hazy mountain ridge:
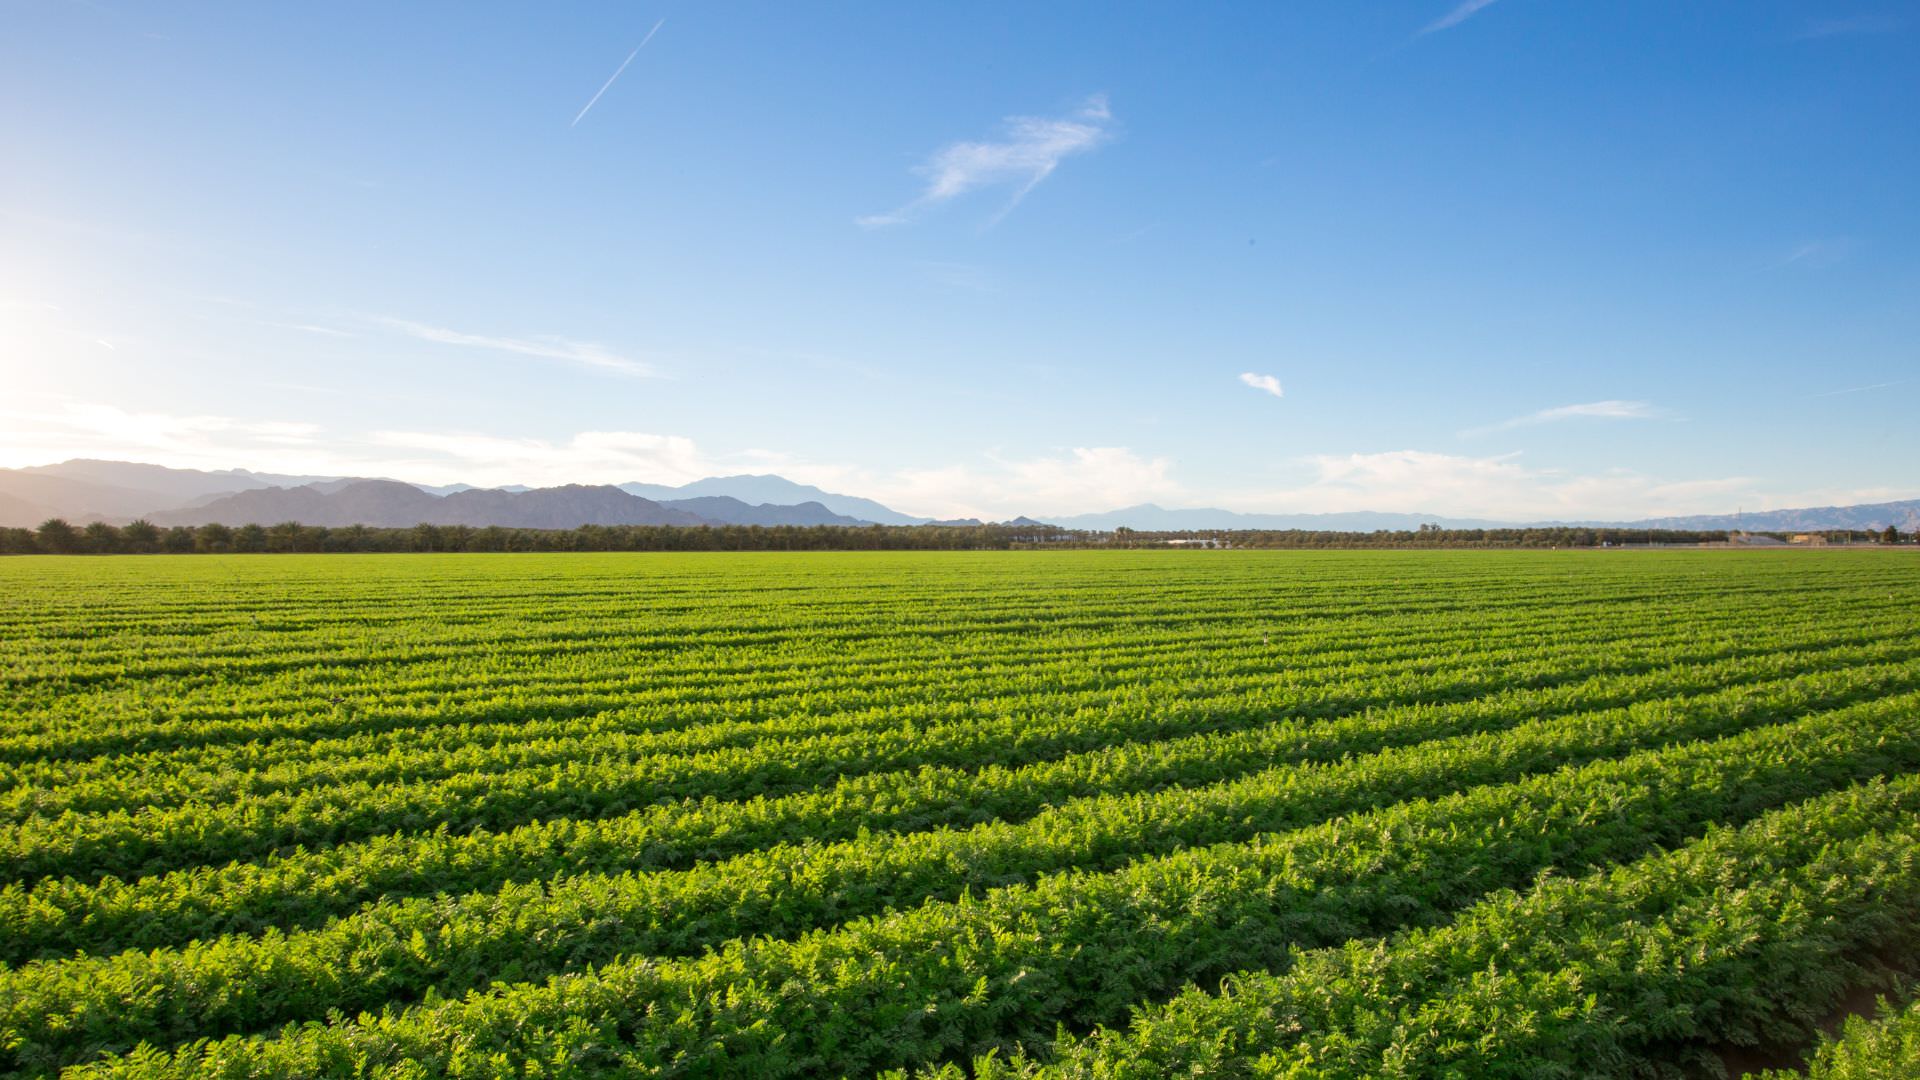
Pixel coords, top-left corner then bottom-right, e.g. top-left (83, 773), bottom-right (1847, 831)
top-left (620, 475), bottom-right (924, 525)
top-left (0, 472), bottom-right (162, 523)
top-left (0, 462), bottom-right (890, 529)
top-left (0, 460), bottom-right (397, 524)
top-left (655, 496), bottom-right (869, 527)
top-left (0, 491), bottom-right (51, 528)
top-left (19, 459), bottom-right (337, 498)
top-left (1038, 504), bottom-right (1509, 532)
top-left (1043, 501), bottom-right (1920, 533)
top-left (137, 479), bottom-right (875, 530)
top-left (2, 460), bottom-right (1914, 533)
top-left (1613, 499), bottom-right (1920, 533)
top-left (146, 481), bottom-right (707, 529)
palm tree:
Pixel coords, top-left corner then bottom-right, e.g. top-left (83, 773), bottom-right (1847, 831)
top-left (36, 518), bottom-right (78, 554)
top-left (122, 519), bottom-right (161, 553)
top-left (82, 521), bottom-right (121, 554)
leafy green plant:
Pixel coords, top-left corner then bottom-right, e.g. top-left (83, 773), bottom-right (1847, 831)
top-left (0, 550), bottom-right (1914, 1078)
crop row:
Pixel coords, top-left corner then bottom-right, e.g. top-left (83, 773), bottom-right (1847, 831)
top-left (35, 692), bottom-right (1920, 1076)
top-left (13, 555), bottom-right (1902, 755)
top-left (0, 601), bottom-right (1604, 766)
top-left (944, 778), bottom-right (1920, 1079)
top-left (7, 673), bottom-right (1918, 1068)
top-left (4, 574), bottom-right (1822, 766)
top-left (10, 605), bottom-right (1845, 882)
top-left (0, 646), bottom-right (1759, 958)
top-left (7, 574), bottom-right (1620, 690)
top-left (7, 607), bottom-right (1904, 843)
top-left (6, 646), bottom-right (1909, 961)
top-left (1750, 996), bottom-right (1920, 1080)
top-left (2, 597), bottom-right (1754, 815)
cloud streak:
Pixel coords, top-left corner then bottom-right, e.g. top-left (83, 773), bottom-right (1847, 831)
top-left (1419, 0), bottom-right (1500, 35)
top-left (1250, 449), bottom-right (1757, 522)
top-left (1770, 238), bottom-right (1852, 270)
top-left (370, 429), bottom-right (710, 486)
top-left (1799, 15), bottom-right (1903, 39)
top-left (571, 18), bottom-right (665, 128)
top-left (1239, 372), bottom-right (1284, 398)
top-left (859, 95), bottom-right (1113, 227)
top-left (0, 399), bottom-right (712, 487)
top-left (5, 398), bottom-right (1909, 524)
top-left (1461, 400), bottom-right (1668, 438)
top-left (850, 446), bottom-right (1178, 519)
top-left (1812, 378), bottom-right (1916, 398)
top-left (263, 321), bottom-right (357, 338)
top-left (379, 318), bottom-right (657, 377)
top-left (0, 400), bottom-right (329, 473)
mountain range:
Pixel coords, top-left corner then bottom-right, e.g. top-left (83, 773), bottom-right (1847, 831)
top-left (1037, 505), bottom-right (1510, 532)
top-left (1035, 501), bottom-right (1920, 534)
top-left (0, 462), bottom-right (886, 530)
top-left (1610, 500), bottom-right (1920, 534)
top-left (140, 481), bottom-right (878, 530)
top-left (0, 459), bottom-right (1915, 534)
top-left (616, 476), bottom-right (921, 525)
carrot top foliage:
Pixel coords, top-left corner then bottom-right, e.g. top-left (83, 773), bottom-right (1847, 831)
top-left (0, 549), bottom-right (1915, 1078)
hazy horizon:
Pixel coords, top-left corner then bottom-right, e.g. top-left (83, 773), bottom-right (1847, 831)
top-left (4, 2), bottom-right (1915, 520)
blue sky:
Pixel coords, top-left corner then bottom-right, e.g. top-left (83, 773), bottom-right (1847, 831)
top-left (2, 1), bottom-right (1915, 519)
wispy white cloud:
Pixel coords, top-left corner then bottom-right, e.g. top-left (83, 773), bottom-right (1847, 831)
top-left (3, 414), bottom-right (1175, 513)
top-left (263, 321), bottom-right (357, 338)
top-left (378, 318), bottom-right (657, 377)
top-left (1770, 238), bottom-right (1852, 270)
top-left (257, 381), bottom-right (352, 396)
top-left (1419, 0), bottom-right (1501, 36)
top-left (0, 400), bottom-right (329, 472)
top-left (1812, 378), bottom-right (1916, 398)
top-left (1799, 14), bottom-right (1903, 39)
top-left (1777, 242), bottom-right (1824, 268)
top-left (5, 398), bottom-right (1910, 523)
top-left (369, 429), bottom-right (710, 486)
top-left (1461, 399), bottom-right (1669, 438)
top-left (0, 399), bottom-right (708, 487)
top-left (1238, 372), bottom-right (1284, 399)
top-left (743, 445), bottom-right (1179, 520)
top-left (571, 18), bottom-right (666, 127)
top-left (859, 95), bottom-right (1114, 228)
top-left (991, 446), bottom-right (1178, 513)
top-left (847, 446), bottom-right (1179, 519)
top-left (793, 443), bottom-right (1909, 523)
top-left (455, 430), bottom-right (1133, 503)
top-left (1235, 450), bottom-right (1762, 522)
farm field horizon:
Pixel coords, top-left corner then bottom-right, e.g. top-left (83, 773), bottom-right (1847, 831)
top-left (3, 549), bottom-right (1920, 1077)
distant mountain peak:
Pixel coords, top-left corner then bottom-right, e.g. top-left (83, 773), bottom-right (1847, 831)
top-left (145, 480), bottom-right (705, 529)
top-left (5, 458), bottom-right (1914, 535)
top-left (619, 474), bottom-right (923, 525)
top-left (656, 495), bottom-right (870, 527)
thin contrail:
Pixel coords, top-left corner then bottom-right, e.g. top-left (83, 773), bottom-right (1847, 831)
top-left (1812, 378), bottom-right (1917, 398)
top-left (571, 18), bottom-right (665, 128)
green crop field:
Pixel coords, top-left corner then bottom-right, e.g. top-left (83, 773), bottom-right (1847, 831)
top-left (2, 549), bottom-right (1918, 1078)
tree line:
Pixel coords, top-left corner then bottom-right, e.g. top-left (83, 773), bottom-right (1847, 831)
top-left (2, 517), bottom-right (1901, 555)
